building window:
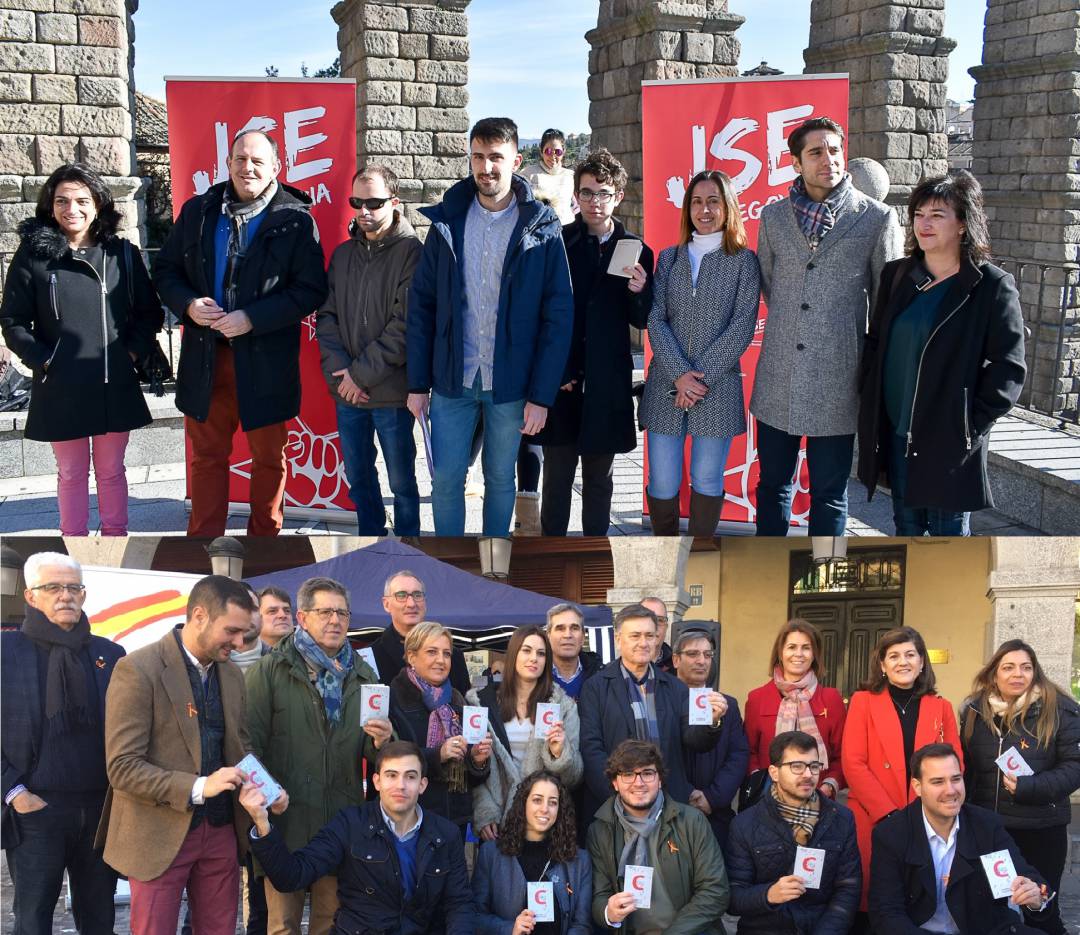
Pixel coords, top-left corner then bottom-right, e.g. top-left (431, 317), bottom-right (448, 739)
top-left (791, 549), bottom-right (905, 596)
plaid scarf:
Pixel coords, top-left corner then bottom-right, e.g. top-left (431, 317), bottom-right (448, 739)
top-left (406, 666), bottom-right (467, 793)
top-left (221, 179), bottom-right (278, 312)
top-left (789, 173), bottom-right (853, 248)
top-left (293, 625), bottom-right (353, 726)
top-left (773, 667), bottom-right (829, 772)
top-left (622, 663), bottom-right (660, 742)
top-left (771, 782), bottom-right (820, 845)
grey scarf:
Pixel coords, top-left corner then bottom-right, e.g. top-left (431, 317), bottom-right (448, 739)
top-left (221, 179), bottom-right (278, 312)
top-left (615, 791), bottom-right (664, 878)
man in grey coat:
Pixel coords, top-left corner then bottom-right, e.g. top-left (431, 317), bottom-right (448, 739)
top-left (750, 117), bottom-right (903, 535)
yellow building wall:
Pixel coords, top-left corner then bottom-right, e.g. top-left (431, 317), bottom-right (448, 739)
top-left (683, 538), bottom-right (992, 710)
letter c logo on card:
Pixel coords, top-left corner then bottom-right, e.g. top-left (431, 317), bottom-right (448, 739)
top-left (469, 713), bottom-right (483, 729)
top-left (367, 695), bottom-right (380, 711)
top-left (542, 709), bottom-right (556, 726)
top-left (1006, 755), bottom-right (1019, 771)
top-left (994, 860), bottom-right (1009, 878)
top-left (535, 889), bottom-right (547, 905)
top-left (802, 856), bottom-right (817, 872)
top-left (695, 693), bottom-right (708, 709)
top-left (631, 874), bottom-right (645, 892)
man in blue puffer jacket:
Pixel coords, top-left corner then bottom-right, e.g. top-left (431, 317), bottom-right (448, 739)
top-left (406, 116), bottom-right (573, 536)
top-left (725, 730), bottom-right (861, 934)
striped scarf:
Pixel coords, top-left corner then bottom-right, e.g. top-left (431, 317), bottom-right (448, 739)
top-left (773, 668), bottom-right (829, 772)
top-left (789, 173), bottom-right (852, 247)
top-left (771, 782), bottom-right (820, 845)
top-left (622, 663), bottom-right (660, 742)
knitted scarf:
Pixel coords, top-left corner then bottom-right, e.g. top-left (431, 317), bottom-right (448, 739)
top-left (773, 667), bottom-right (829, 772)
top-left (622, 663), bottom-right (660, 743)
top-left (771, 782), bottom-right (820, 845)
top-left (221, 179), bottom-right (278, 313)
top-left (21, 605), bottom-right (92, 732)
top-left (293, 626), bottom-right (353, 726)
top-left (789, 173), bottom-right (853, 246)
top-left (615, 791), bottom-right (665, 877)
top-left (406, 666), bottom-right (467, 792)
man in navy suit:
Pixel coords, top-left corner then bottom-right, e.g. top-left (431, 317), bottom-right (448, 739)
top-left (1, 551), bottom-right (125, 935)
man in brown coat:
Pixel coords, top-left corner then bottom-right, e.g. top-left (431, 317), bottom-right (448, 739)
top-left (97, 575), bottom-right (277, 935)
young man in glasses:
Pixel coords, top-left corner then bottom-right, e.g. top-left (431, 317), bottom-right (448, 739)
top-left (533, 148), bottom-right (654, 536)
top-left (316, 165), bottom-right (421, 536)
top-left (726, 730), bottom-right (861, 934)
top-left (673, 630), bottom-right (748, 847)
top-left (588, 739), bottom-right (730, 932)
top-left (244, 575), bottom-right (393, 934)
top-left (2, 552), bottom-right (125, 934)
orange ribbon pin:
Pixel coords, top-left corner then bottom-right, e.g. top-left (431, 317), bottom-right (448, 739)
top-left (187, 702), bottom-right (198, 718)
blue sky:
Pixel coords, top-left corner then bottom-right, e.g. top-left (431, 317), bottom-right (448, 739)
top-left (134, 0), bottom-right (987, 138)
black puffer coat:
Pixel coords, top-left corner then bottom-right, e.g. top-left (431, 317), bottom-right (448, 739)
top-left (959, 692), bottom-right (1080, 830)
top-left (0, 220), bottom-right (162, 442)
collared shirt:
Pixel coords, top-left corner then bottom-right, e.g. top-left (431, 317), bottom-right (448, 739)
top-left (462, 194), bottom-right (518, 391)
top-left (380, 802), bottom-right (423, 843)
top-left (922, 809), bottom-right (960, 934)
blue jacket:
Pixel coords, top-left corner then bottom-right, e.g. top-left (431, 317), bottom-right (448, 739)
top-left (684, 693), bottom-right (750, 847)
top-left (472, 839), bottom-right (593, 935)
top-left (726, 791), bottom-right (861, 935)
top-left (406, 174), bottom-right (573, 407)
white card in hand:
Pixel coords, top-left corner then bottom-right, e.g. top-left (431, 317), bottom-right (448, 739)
top-left (625, 864), bottom-right (653, 909)
top-left (981, 849), bottom-right (1017, 899)
top-left (527, 882), bottom-right (555, 922)
top-left (462, 705), bottom-right (489, 744)
top-left (795, 845), bottom-right (826, 889)
top-left (236, 753), bottom-right (281, 806)
top-left (360, 684), bottom-right (390, 724)
top-left (688, 687), bottom-right (713, 725)
top-left (995, 746), bottom-right (1035, 777)
top-left (535, 702), bottom-right (560, 739)
top-left (606, 238), bottom-right (643, 278)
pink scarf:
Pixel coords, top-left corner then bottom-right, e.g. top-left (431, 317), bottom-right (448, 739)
top-left (773, 667), bottom-right (829, 771)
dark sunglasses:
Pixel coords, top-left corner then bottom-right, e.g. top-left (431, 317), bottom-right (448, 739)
top-left (348, 196), bottom-right (391, 211)
top-left (543, 147), bottom-right (565, 157)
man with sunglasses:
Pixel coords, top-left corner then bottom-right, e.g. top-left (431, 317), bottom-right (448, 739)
top-left (2, 552), bottom-right (124, 934)
top-left (588, 739), bottom-right (730, 933)
top-left (316, 165), bottom-right (421, 537)
top-left (726, 730), bottom-right (860, 934)
top-left (245, 575), bottom-right (392, 933)
top-left (369, 569), bottom-right (471, 695)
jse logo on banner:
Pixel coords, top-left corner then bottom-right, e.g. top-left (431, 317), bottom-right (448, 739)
top-left (164, 77), bottom-right (358, 517)
top-left (642, 75), bottom-right (849, 525)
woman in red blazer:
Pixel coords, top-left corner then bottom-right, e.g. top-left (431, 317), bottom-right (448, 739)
top-left (744, 619), bottom-right (846, 797)
top-left (842, 625), bottom-right (962, 917)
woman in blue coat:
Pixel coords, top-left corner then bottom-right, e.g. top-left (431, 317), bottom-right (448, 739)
top-left (472, 770), bottom-right (592, 935)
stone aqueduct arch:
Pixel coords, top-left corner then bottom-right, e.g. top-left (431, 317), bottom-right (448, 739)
top-left (0, 0), bottom-right (1076, 409)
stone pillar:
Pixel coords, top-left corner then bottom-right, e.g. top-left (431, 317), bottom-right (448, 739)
top-left (607, 536), bottom-right (692, 620)
top-left (586, 0), bottom-right (745, 235)
top-left (332, 0), bottom-right (470, 236)
top-left (969, 3), bottom-right (1080, 415)
top-left (986, 538), bottom-right (1080, 691)
top-left (803, 0), bottom-right (955, 208)
top-left (0, 0), bottom-right (145, 255)
top-left (63, 536), bottom-right (163, 570)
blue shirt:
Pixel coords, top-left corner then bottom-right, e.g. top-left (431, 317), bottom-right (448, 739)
top-left (213, 204), bottom-right (268, 311)
top-left (382, 802), bottom-right (424, 900)
top-left (921, 809), bottom-right (960, 934)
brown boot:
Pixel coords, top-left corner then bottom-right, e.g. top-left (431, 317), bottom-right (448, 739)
top-left (687, 489), bottom-right (724, 538)
top-left (646, 492), bottom-right (681, 536)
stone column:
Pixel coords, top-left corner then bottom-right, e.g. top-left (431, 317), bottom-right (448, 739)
top-left (0, 0), bottom-right (145, 254)
top-left (332, 0), bottom-right (470, 236)
top-left (986, 538), bottom-right (1080, 691)
top-left (969, 3), bottom-right (1080, 415)
top-left (63, 536), bottom-right (163, 570)
top-left (803, 0), bottom-right (955, 208)
top-left (607, 536), bottom-right (692, 620)
top-left (586, 0), bottom-right (745, 235)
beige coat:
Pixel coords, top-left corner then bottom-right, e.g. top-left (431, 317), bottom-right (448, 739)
top-left (95, 629), bottom-right (250, 881)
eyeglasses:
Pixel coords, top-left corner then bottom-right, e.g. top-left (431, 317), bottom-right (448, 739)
top-left (617, 768), bottom-right (659, 784)
top-left (781, 761), bottom-right (824, 776)
top-left (305, 607), bottom-right (351, 621)
top-left (348, 196), bottom-right (391, 211)
top-left (391, 590), bottom-right (426, 603)
top-left (543, 147), bottom-right (565, 157)
top-left (30, 583), bottom-right (86, 596)
top-left (577, 189), bottom-right (617, 204)
top-left (679, 650), bottom-right (715, 660)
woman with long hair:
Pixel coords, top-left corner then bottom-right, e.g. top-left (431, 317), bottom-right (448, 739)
top-left (521, 128), bottom-right (577, 225)
top-left (467, 625), bottom-right (582, 842)
top-left (472, 770), bottom-right (592, 934)
top-left (842, 626), bottom-right (962, 921)
top-left (959, 640), bottom-right (1080, 935)
top-left (744, 619), bottom-right (846, 801)
top-left (640, 169), bottom-right (760, 536)
top-left (0, 163), bottom-right (163, 535)
top-left (857, 169), bottom-right (1026, 534)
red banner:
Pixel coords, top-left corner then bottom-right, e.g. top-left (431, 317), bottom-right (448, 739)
top-left (642, 76), bottom-right (849, 526)
top-left (164, 77), bottom-right (358, 516)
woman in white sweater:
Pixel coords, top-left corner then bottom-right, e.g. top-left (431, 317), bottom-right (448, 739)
top-left (467, 625), bottom-right (583, 840)
top-left (521, 128), bottom-right (577, 225)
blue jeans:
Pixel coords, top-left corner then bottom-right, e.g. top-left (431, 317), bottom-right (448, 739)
top-left (754, 420), bottom-right (854, 536)
top-left (647, 431), bottom-right (733, 499)
top-left (887, 434), bottom-right (970, 535)
top-left (430, 377), bottom-right (525, 535)
top-left (335, 404), bottom-right (420, 536)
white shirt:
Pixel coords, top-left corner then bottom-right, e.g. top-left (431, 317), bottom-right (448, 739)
top-left (505, 717), bottom-right (533, 767)
top-left (687, 231), bottom-right (724, 287)
top-left (921, 809), bottom-right (961, 934)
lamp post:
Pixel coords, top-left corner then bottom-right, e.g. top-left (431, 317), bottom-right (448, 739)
top-left (206, 537), bottom-right (246, 581)
top-left (810, 536), bottom-right (848, 565)
top-left (478, 538), bottom-right (512, 580)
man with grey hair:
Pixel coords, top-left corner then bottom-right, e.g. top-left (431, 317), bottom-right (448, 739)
top-left (369, 569), bottom-right (470, 694)
top-left (1, 552), bottom-right (125, 933)
top-left (545, 602), bottom-right (600, 701)
top-left (246, 575), bottom-right (392, 934)
top-left (641, 595), bottom-right (675, 674)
